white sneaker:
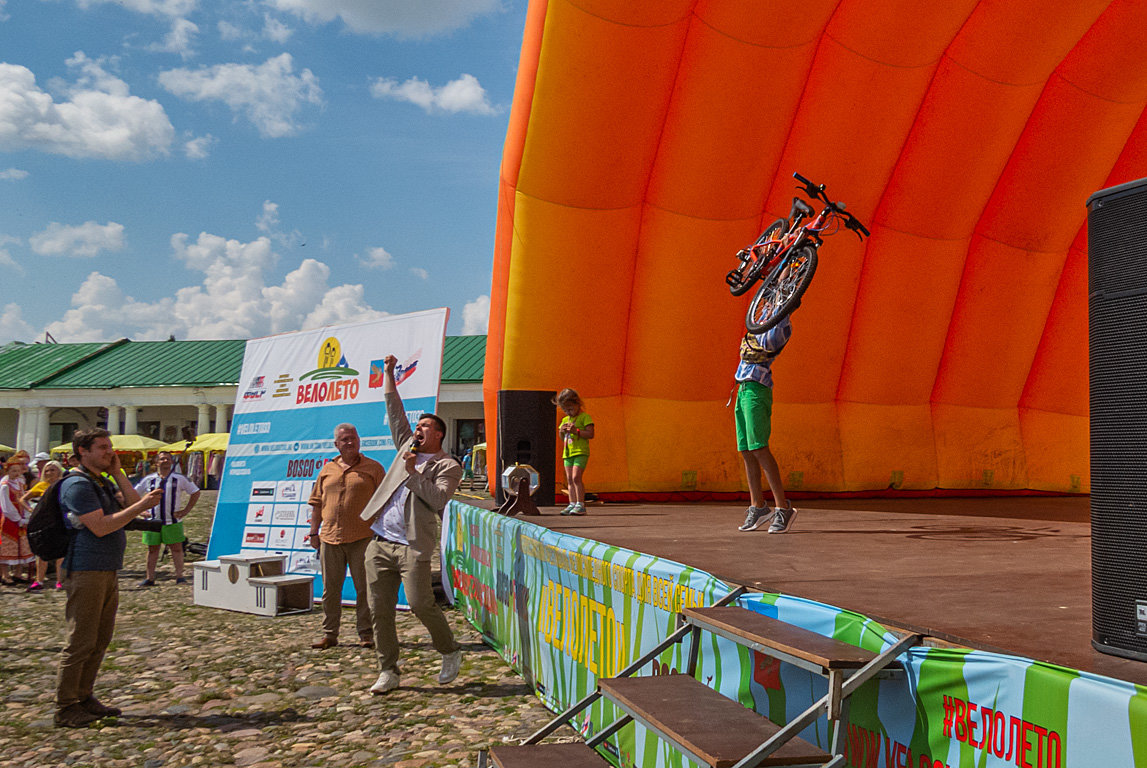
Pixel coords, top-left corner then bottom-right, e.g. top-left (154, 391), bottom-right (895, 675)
top-left (369, 670), bottom-right (399, 695)
top-left (438, 649), bottom-right (463, 684)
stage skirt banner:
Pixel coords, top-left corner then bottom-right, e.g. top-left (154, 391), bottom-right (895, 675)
top-left (443, 502), bottom-right (1147, 768)
top-left (206, 309), bottom-right (449, 607)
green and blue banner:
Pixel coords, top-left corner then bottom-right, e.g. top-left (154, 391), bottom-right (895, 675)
top-left (443, 501), bottom-right (1147, 768)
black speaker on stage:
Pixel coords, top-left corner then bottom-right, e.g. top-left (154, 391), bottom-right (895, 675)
top-left (1089, 176), bottom-right (1147, 660)
top-left (495, 390), bottom-right (557, 506)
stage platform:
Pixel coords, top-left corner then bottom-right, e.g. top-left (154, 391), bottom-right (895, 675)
top-left (503, 495), bottom-right (1147, 686)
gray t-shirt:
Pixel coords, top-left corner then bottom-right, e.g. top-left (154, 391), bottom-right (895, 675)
top-left (60, 473), bottom-right (125, 572)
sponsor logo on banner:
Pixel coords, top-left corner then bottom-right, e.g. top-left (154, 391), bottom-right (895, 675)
top-left (243, 375), bottom-right (267, 401)
top-left (371, 350), bottom-right (421, 388)
top-left (270, 527), bottom-right (293, 549)
top-left (272, 505), bottom-right (297, 525)
top-left (272, 373), bottom-right (293, 398)
top-left (290, 551), bottom-right (319, 573)
top-left (243, 528), bottom-right (269, 547)
top-left (297, 336), bottom-right (361, 404)
top-left (292, 528), bottom-right (313, 549)
top-left (295, 505), bottom-right (313, 527)
top-left (276, 480), bottom-right (301, 503)
top-left (246, 504), bottom-right (270, 524)
top-left (249, 481), bottom-right (276, 500)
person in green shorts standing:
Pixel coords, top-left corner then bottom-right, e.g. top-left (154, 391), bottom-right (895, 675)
top-left (133, 451), bottom-right (200, 586)
top-left (735, 316), bottom-right (796, 534)
top-left (556, 388), bottom-right (594, 516)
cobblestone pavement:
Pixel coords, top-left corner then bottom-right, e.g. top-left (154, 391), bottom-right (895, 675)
top-left (0, 492), bottom-right (567, 767)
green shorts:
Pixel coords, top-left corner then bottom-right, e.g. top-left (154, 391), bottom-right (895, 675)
top-left (564, 454), bottom-right (589, 469)
top-left (734, 381), bottom-right (773, 451)
top-left (142, 521), bottom-right (185, 547)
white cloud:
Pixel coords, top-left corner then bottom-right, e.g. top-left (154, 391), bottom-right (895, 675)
top-left (410, 267), bottom-right (428, 280)
top-left (461, 294), bottom-right (489, 335)
top-left (217, 20), bottom-right (243, 40)
top-left (73, 0), bottom-right (197, 17)
top-left (370, 73), bottom-right (496, 115)
top-left (183, 133), bottom-right (215, 158)
top-left (358, 246), bottom-right (394, 270)
top-left (263, 14), bottom-right (293, 43)
top-left (0, 168), bottom-right (28, 180)
top-left (0, 303), bottom-right (34, 345)
top-left (45, 230), bottom-right (388, 342)
top-left (29, 221), bottom-right (126, 257)
top-left (268, 0), bottom-right (500, 37)
top-left (159, 53), bottom-right (323, 138)
top-left (149, 17), bottom-right (199, 58)
top-left (0, 55), bottom-right (175, 161)
top-left (256, 200), bottom-right (279, 233)
top-left (0, 234), bottom-right (22, 273)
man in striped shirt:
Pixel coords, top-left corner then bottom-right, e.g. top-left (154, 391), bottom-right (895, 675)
top-left (133, 451), bottom-right (200, 586)
top-left (734, 316), bottom-right (797, 534)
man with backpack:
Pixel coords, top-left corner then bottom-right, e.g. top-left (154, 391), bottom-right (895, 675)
top-left (54, 428), bottom-right (161, 728)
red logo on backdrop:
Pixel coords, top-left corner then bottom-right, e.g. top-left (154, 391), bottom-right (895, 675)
top-left (753, 652), bottom-right (782, 690)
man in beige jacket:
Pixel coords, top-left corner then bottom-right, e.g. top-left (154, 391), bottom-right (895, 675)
top-left (359, 354), bottom-right (464, 694)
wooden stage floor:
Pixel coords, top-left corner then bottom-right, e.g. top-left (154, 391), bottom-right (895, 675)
top-left (512, 495), bottom-right (1147, 686)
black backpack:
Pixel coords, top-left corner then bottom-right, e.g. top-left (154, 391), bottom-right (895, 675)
top-left (27, 478), bottom-right (72, 561)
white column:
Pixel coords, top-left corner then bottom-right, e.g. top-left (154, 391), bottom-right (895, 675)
top-left (106, 406), bottom-right (121, 435)
top-left (36, 407), bottom-right (50, 454)
top-left (196, 404), bottom-right (211, 437)
top-left (213, 404), bottom-right (231, 434)
top-left (15, 407), bottom-right (30, 451)
top-left (123, 406), bottom-right (138, 436)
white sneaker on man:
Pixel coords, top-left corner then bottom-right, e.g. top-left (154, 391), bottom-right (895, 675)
top-left (439, 650), bottom-right (463, 684)
top-left (369, 670), bottom-right (400, 695)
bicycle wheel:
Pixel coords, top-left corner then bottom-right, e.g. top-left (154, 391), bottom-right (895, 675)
top-left (728, 218), bottom-right (787, 297)
top-left (745, 245), bottom-right (817, 334)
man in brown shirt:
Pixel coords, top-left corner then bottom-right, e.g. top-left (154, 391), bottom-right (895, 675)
top-left (307, 423), bottom-right (385, 650)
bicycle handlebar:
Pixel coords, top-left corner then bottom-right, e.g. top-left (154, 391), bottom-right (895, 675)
top-left (792, 172), bottom-right (870, 240)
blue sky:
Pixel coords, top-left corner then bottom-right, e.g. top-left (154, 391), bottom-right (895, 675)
top-left (0, 0), bottom-right (527, 343)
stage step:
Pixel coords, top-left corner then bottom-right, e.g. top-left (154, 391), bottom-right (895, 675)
top-left (193, 554), bottom-right (314, 617)
top-left (682, 607), bottom-right (888, 672)
top-left (488, 742), bottom-right (605, 768)
top-left (598, 674), bottom-right (829, 767)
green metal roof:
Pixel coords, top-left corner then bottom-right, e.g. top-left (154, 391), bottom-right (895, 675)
top-left (0, 335), bottom-right (487, 389)
top-left (441, 335), bottom-right (486, 383)
top-left (37, 339), bottom-right (249, 389)
top-left (0, 341), bottom-right (121, 389)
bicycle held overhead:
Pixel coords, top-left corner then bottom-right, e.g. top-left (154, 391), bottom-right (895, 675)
top-left (727, 172), bottom-right (870, 334)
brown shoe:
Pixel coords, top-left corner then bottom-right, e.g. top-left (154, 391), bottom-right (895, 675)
top-left (80, 696), bottom-right (122, 717)
top-left (55, 703), bottom-right (100, 728)
top-left (310, 637), bottom-right (338, 650)
top-left (359, 635), bottom-right (375, 649)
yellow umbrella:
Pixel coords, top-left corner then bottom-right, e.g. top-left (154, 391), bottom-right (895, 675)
top-left (186, 432), bottom-right (229, 453)
top-left (109, 434), bottom-right (168, 452)
top-left (158, 439), bottom-right (194, 453)
top-left (0, 443), bottom-right (14, 453)
top-left (50, 443), bottom-right (72, 456)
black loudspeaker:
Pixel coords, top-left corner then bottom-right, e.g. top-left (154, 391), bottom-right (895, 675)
top-left (495, 390), bottom-right (557, 506)
top-left (1089, 176), bottom-right (1147, 660)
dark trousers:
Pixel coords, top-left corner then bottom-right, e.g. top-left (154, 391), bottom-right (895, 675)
top-left (56, 570), bottom-right (118, 708)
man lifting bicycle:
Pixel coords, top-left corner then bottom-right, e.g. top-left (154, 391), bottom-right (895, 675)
top-left (734, 315), bottom-right (797, 534)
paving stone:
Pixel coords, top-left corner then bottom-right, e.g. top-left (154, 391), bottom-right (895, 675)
top-left (0, 492), bottom-right (570, 767)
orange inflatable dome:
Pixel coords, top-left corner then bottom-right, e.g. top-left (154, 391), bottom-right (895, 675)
top-left (485, 0), bottom-right (1147, 496)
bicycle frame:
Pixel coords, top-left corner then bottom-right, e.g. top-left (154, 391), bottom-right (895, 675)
top-left (726, 173), bottom-right (869, 298)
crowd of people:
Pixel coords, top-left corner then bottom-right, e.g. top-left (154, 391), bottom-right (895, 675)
top-left (1, 450), bottom-right (73, 589)
top-left (0, 349), bottom-right (472, 728)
